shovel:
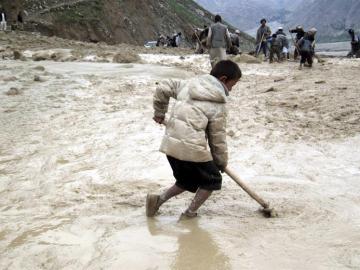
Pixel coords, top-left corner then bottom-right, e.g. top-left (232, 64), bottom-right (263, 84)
top-left (225, 167), bottom-right (278, 218)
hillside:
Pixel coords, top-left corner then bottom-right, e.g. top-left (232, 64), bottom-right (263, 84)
top-left (19, 0), bottom-right (254, 50)
top-left (288, 0), bottom-right (360, 42)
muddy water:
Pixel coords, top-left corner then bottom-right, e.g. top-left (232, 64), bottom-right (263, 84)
top-left (1, 58), bottom-right (360, 269)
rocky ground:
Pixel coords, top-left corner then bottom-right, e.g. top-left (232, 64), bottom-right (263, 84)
top-left (1, 31), bottom-right (360, 269)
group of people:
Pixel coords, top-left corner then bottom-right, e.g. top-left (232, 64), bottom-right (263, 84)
top-left (192, 17), bottom-right (242, 58)
top-left (156, 32), bottom-right (182, 48)
top-left (191, 15), bottom-right (322, 70)
top-left (256, 18), bottom-right (318, 69)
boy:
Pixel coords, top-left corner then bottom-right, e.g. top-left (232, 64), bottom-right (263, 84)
top-left (146, 60), bottom-right (242, 218)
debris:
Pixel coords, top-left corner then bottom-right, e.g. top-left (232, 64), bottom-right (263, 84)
top-left (264, 87), bottom-right (276, 93)
top-left (34, 66), bottom-right (45, 71)
top-left (274, 77), bottom-right (285, 82)
top-left (34, 75), bottom-right (45, 82)
top-left (113, 52), bottom-right (140, 63)
top-left (232, 54), bottom-right (262, 64)
top-left (5, 87), bottom-right (21, 96)
top-left (3, 76), bottom-right (17, 82)
top-left (227, 130), bottom-right (235, 137)
top-left (13, 51), bottom-right (22, 60)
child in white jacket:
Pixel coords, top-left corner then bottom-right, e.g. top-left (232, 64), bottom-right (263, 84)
top-left (147, 60), bottom-right (242, 218)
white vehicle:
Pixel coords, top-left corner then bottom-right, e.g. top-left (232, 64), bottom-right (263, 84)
top-left (144, 41), bottom-right (157, 48)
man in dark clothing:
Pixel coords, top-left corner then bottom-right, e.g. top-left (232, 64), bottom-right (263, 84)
top-left (276, 27), bottom-right (289, 60)
top-left (207, 14), bottom-right (231, 67)
top-left (347, 29), bottom-right (360, 58)
top-left (290, 25), bottom-right (305, 60)
top-left (297, 28), bottom-right (317, 70)
top-left (256, 19), bottom-right (271, 58)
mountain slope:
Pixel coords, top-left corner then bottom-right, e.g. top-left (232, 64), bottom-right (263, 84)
top-left (20, 0), bottom-right (254, 49)
top-left (288, 0), bottom-right (360, 42)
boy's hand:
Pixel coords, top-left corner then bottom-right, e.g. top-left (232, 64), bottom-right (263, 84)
top-left (153, 116), bottom-right (165, 124)
top-left (216, 165), bottom-right (226, 173)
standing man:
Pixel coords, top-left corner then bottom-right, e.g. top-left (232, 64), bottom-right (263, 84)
top-left (297, 28), bottom-right (317, 70)
top-left (207, 14), bottom-right (231, 67)
top-left (289, 25), bottom-right (305, 60)
top-left (269, 34), bottom-right (282, 63)
top-left (256, 18), bottom-right (271, 58)
top-left (276, 27), bottom-right (289, 60)
top-left (0, 9), bottom-right (6, 31)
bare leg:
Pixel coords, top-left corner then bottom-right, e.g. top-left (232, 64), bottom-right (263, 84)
top-left (146, 184), bottom-right (185, 217)
top-left (184, 189), bottom-right (212, 216)
top-left (159, 184), bottom-right (185, 205)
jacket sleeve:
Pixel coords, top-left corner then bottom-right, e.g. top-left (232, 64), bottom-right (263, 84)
top-left (207, 110), bottom-right (228, 169)
top-left (153, 80), bottom-right (181, 118)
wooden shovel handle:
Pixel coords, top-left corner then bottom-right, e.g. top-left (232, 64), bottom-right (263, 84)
top-left (225, 167), bottom-right (269, 209)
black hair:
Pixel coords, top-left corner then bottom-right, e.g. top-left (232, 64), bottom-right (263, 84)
top-left (214, 15), bottom-right (222, 23)
top-left (210, 60), bottom-right (242, 81)
top-left (260, 18), bottom-right (267, 24)
top-left (272, 34), bottom-right (277, 38)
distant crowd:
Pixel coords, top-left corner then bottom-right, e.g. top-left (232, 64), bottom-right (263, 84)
top-left (150, 15), bottom-right (360, 70)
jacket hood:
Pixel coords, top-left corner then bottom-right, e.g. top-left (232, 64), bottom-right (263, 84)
top-left (188, 74), bottom-right (227, 103)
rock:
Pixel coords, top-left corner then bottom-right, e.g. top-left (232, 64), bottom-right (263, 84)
top-left (3, 76), bottom-right (17, 82)
top-left (113, 52), bottom-right (140, 63)
top-left (34, 75), bottom-right (45, 82)
top-left (227, 130), bottom-right (235, 137)
top-left (32, 51), bottom-right (49, 61)
top-left (34, 65), bottom-right (45, 71)
top-left (274, 77), bottom-right (285, 82)
top-left (232, 54), bottom-right (262, 64)
top-left (5, 87), bottom-right (21, 96)
top-left (13, 50), bottom-right (22, 60)
top-left (264, 87), bottom-right (276, 93)
top-left (180, 56), bottom-right (185, 60)
top-left (315, 80), bottom-right (326, 84)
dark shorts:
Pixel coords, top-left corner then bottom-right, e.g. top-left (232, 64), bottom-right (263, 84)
top-left (167, 155), bottom-right (222, 193)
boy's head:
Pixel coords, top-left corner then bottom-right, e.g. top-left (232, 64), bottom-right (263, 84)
top-left (214, 15), bottom-right (222, 23)
top-left (260, 19), bottom-right (267, 25)
top-left (210, 60), bottom-right (242, 91)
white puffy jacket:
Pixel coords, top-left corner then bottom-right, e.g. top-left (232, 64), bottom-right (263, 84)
top-left (153, 74), bottom-right (228, 168)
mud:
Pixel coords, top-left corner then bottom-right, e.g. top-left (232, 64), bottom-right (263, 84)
top-left (1, 31), bottom-right (360, 269)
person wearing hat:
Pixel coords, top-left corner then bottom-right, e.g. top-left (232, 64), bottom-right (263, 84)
top-left (256, 18), bottom-right (272, 58)
top-left (290, 25), bottom-right (305, 60)
top-left (276, 27), bottom-right (290, 60)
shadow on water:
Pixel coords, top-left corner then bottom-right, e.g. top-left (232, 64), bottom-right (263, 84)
top-left (147, 217), bottom-right (231, 270)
